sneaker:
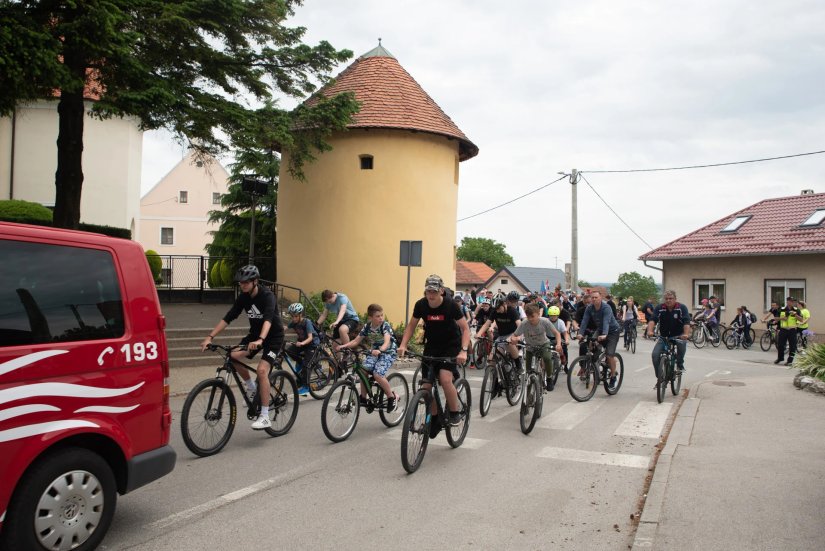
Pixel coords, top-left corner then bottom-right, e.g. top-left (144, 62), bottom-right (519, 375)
top-left (545, 378), bottom-right (554, 391)
top-left (609, 375), bottom-right (617, 389)
top-left (448, 411), bottom-right (462, 426)
top-left (359, 396), bottom-right (368, 407)
top-left (245, 386), bottom-right (258, 403)
top-left (786, 358), bottom-right (794, 365)
top-left (386, 393), bottom-right (397, 413)
top-left (429, 416), bottom-right (442, 439)
top-left (774, 359), bottom-right (782, 364)
top-left (676, 365), bottom-right (685, 373)
top-left (251, 415), bottom-right (271, 430)
top-left (563, 365), bottom-right (569, 374)
top-left (297, 385), bottom-right (309, 397)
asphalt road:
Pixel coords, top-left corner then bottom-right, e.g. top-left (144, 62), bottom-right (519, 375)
top-left (99, 337), bottom-right (789, 551)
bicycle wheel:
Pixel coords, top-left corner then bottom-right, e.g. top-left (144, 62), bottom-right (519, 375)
top-left (550, 353), bottom-right (561, 387)
top-left (670, 364), bottom-right (682, 395)
top-left (656, 357), bottom-right (668, 403)
top-left (265, 370), bottom-right (299, 437)
top-left (748, 328), bottom-right (756, 346)
top-left (519, 374), bottom-right (541, 435)
top-left (692, 327), bottom-right (706, 348)
top-left (479, 360), bottom-right (496, 417)
top-left (505, 362), bottom-right (524, 406)
top-left (411, 364), bottom-right (422, 391)
top-left (379, 372), bottom-right (409, 427)
top-left (724, 331), bottom-right (737, 350)
top-left (446, 378), bottom-right (471, 448)
top-left (630, 329), bottom-right (637, 354)
top-left (181, 379), bottom-right (236, 457)
top-left (760, 331), bottom-right (772, 351)
top-left (603, 353), bottom-right (624, 395)
top-left (401, 389), bottom-right (431, 474)
top-left (308, 354), bottom-right (337, 400)
top-left (710, 327), bottom-right (721, 348)
top-left (321, 380), bottom-right (360, 443)
top-left (567, 357), bottom-right (598, 402)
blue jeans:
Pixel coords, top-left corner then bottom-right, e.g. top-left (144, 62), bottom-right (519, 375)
top-left (652, 338), bottom-right (686, 378)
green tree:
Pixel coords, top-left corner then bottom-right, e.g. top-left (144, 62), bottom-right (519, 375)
top-left (456, 237), bottom-right (514, 270)
top-left (577, 280), bottom-right (593, 288)
top-left (610, 271), bottom-right (659, 302)
top-left (0, 1), bottom-right (359, 229)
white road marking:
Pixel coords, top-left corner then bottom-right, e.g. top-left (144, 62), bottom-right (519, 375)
top-left (634, 367), bottom-right (648, 373)
top-left (613, 401), bottom-right (673, 439)
top-left (383, 429), bottom-right (489, 449)
top-left (483, 405), bottom-right (519, 423)
top-left (705, 370), bottom-right (718, 378)
top-left (535, 398), bottom-right (606, 430)
top-left (537, 446), bottom-right (649, 468)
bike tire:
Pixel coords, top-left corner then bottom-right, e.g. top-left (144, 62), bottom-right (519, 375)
top-left (603, 353), bottom-right (624, 395)
top-left (724, 331), bottom-right (737, 350)
top-left (505, 361), bottom-right (524, 406)
top-left (567, 356), bottom-right (598, 402)
top-left (446, 378), bottom-right (471, 448)
top-left (519, 374), bottom-right (542, 435)
top-left (550, 353), bottom-right (561, 387)
top-left (656, 357), bottom-right (668, 403)
top-left (630, 334), bottom-right (636, 354)
top-left (479, 361), bottom-right (496, 417)
top-left (749, 328), bottom-right (756, 346)
top-left (308, 354), bottom-right (337, 400)
top-left (379, 372), bottom-right (410, 427)
top-left (401, 389), bottom-right (431, 474)
top-left (321, 379), bottom-right (360, 443)
top-left (181, 379), bottom-right (236, 457)
top-left (412, 364), bottom-right (422, 391)
top-left (264, 369), bottom-right (299, 437)
top-left (760, 331), bottom-right (772, 352)
top-left (692, 327), bottom-right (706, 349)
top-left (671, 366), bottom-right (682, 395)
top-left (710, 327), bottom-right (721, 348)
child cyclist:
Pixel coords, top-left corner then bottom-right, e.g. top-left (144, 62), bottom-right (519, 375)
top-left (336, 304), bottom-right (398, 412)
top-left (285, 303), bottom-right (319, 395)
top-left (546, 305), bottom-right (570, 374)
top-left (399, 275), bottom-right (471, 437)
top-left (509, 303), bottom-right (563, 390)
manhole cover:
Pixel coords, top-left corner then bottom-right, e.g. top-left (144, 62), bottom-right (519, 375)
top-left (712, 381), bottom-right (746, 387)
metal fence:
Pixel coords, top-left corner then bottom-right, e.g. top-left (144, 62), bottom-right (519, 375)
top-left (153, 256), bottom-right (276, 290)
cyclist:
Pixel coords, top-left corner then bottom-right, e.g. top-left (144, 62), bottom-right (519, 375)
top-left (398, 275), bottom-right (470, 436)
top-left (547, 305), bottom-right (569, 371)
top-left (642, 297), bottom-right (656, 338)
top-left (578, 290), bottom-right (621, 388)
top-left (648, 290), bottom-right (691, 379)
top-left (318, 290), bottom-right (359, 346)
top-left (285, 303), bottom-right (319, 396)
top-left (731, 306), bottom-right (752, 347)
top-left (775, 296), bottom-right (802, 365)
top-left (761, 301), bottom-right (780, 336)
top-left (200, 265), bottom-right (283, 430)
top-left (620, 297), bottom-right (639, 347)
top-left (510, 303), bottom-right (563, 390)
top-left (507, 290), bottom-right (527, 320)
top-left (477, 296), bottom-right (522, 372)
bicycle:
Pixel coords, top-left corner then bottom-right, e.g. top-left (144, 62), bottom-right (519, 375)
top-left (478, 336), bottom-right (525, 417)
top-left (723, 324), bottom-right (752, 349)
top-left (400, 353), bottom-right (471, 474)
top-left (796, 330), bottom-right (810, 350)
top-left (567, 333), bottom-right (624, 402)
top-left (623, 322), bottom-right (638, 354)
top-left (655, 336), bottom-right (684, 403)
top-left (181, 344), bottom-right (299, 457)
top-left (412, 353), bottom-right (466, 390)
top-left (471, 334), bottom-right (493, 370)
top-left (760, 321), bottom-right (777, 351)
top-left (277, 339), bottom-right (338, 400)
top-left (690, 321), bottom-right (721, 349)
top-left (520, 344), bottom-right (552, 435)
top-left (320, 349), bottom-right (409, 442)
top-left (721, 323), bottom-right (755, 349)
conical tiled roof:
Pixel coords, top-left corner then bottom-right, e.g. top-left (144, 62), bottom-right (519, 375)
top-left (307, 45), bottom-right (478, 161)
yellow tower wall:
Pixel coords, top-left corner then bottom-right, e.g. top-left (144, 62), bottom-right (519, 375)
top-left (277, 128), bottom-right (461, 325)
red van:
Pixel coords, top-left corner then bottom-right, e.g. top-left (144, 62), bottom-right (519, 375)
top-left (0, 222), bottom-right (175, 550)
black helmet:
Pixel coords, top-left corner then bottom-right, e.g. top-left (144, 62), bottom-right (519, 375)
top-left (507, 290), bottom-right (520, 302)
top-left (491, 297), bottom-right (505, 310)
top-left (234, 265), bottom-right (260, 283)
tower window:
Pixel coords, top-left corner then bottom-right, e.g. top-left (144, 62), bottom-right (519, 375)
top-left (360, 155), bottom-right (374, 170)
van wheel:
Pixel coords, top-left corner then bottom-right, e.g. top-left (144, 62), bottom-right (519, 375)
top-left (1, 448), bottom-right (116, 551)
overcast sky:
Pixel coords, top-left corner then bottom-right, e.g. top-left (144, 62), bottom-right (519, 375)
top-left (141, 0), bottom-right (825, 283)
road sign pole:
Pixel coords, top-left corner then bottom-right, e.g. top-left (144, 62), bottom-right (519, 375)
top-left (405, 263), bottom-right (411, 322)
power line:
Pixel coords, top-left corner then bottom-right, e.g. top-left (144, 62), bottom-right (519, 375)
top-left (457, 175), bottom-right (567, 222)
top-left (582, 149), bottom-right (825, 174)
top-left (579, 173), bottom-right (654, 249)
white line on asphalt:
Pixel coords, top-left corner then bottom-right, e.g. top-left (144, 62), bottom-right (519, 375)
top-left (705, 370), bottom-right (718, 378)
top-left (537, 446), bottom-right (649, 468)
top-left (535, 398), bottom-right (606, 430)
top-left (383, 429), bottom-right (489, 449)
top-left (634, 367), bottom-right (648, 373)
top-left (483, 405), bottom-right (519, 423)
top-left (613, 401), bottom-right (673, 439)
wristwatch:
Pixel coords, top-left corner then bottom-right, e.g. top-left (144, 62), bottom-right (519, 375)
top-left (461, 346), bottom-right (469, 352)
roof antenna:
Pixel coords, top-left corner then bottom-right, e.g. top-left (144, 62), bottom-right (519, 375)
top-left (378, 37), bottom-right (382, 45)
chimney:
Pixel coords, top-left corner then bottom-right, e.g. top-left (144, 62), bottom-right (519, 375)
top-left (801, 189), bottom-right (814, 195)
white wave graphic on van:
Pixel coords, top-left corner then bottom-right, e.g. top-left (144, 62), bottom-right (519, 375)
top-left (0, 351), bottom-right (143, 443)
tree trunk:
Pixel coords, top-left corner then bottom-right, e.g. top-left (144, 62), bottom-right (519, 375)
top-left (53, 88), bottom-right (85, 229)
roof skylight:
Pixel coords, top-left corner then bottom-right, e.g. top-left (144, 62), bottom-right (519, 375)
top-left (800, 209), bottom-right (825, 227)
top-left (720, 215), bottom-right (751, 233)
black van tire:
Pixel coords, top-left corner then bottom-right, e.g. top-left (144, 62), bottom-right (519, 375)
top-left (0, 447), bottom-right (117, 551)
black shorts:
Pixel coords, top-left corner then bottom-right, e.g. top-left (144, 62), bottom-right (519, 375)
top-left (334, 318), bottom-right (359, 335)
top-left (240, 334), bottom-right (283, 367)
top-left (602, 330), bottom-right (620, 357)
top-left (420, 356), bottom-right (460, 383)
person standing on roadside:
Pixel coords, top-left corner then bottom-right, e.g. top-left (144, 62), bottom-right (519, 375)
top-left (798, 300), bottom-right (811, 344)
top-left (775, 296), bottom-right (803, 365)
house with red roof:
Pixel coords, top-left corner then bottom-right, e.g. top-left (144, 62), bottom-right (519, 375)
top-left (456, 260), bottom-right (495, 293)
top-left (640, 190), bottom-right (825, 335)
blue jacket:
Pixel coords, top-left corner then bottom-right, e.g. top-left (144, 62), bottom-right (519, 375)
top-left (581, 303), bottom-right (620, 336)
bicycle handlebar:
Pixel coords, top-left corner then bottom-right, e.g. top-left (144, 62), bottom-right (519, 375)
top-left (404, 351), bottom-right (460, 364)
top-left (206, 343), bottom-right (247, 353)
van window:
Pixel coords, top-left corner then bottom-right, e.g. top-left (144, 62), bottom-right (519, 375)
top-left (0, 240), bottom-right (125, 347)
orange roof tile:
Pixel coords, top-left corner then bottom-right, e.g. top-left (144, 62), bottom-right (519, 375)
top-left (456, 260), bottom-right (495, 285)
top-left (306, 45), bottom-right (478, 161)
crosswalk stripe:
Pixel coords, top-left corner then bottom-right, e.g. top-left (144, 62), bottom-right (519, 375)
top-left (537, 446), bottom-right (649, 468)
top-left (482, 405), bottom-right (519, 423)
top-left (383, 429), bottom-right (489, 449)
top-left (613, 401), bottom-right (672, 439)
top-left (535, 398), bottom-right (606, 430)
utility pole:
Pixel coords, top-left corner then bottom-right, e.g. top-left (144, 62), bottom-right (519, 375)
top-left (570, 169), bottom-right (578, 291)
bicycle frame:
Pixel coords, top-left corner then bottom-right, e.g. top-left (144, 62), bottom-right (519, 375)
top-left (209, 345), bottom-right (267, 416)
top-left (339, 349), bottom-right (393, 412)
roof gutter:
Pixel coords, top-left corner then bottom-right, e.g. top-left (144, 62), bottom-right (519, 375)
top-left (643, 259), bottom-right (663, 272)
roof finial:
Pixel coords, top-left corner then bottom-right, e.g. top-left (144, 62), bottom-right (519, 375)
top-left (378, 37), bottom-right (382, 45)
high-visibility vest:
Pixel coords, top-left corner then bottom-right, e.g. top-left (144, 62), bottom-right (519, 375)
top-left (799, 308), bottom-right (810, 329)
top-left (779, 308), bottom-right (799, 329)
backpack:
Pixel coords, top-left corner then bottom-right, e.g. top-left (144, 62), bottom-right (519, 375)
top-left (749, 312), bottom-right (757, 323)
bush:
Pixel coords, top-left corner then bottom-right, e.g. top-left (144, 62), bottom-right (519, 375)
top-left (78, 222), bottom-right (131, 239)
top-left (0, 200), bottom-right (53, 222)
top-left (219, 260), bottom-right (234, 287)
top-left (145, 250), bottom-right (163, 283)
top-left (793, 343), bottom-right (825, 382)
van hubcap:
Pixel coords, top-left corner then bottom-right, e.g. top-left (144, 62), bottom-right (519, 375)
top-left (35, 470), bottom-right (104, 551)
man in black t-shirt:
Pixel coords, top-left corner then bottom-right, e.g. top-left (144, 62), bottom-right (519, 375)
top-left (201, 265), bottom-right (284, 430)
top-left (642, 298), bottom-right (655, 338)
top-left (399, 274), bottom-right (471, 434)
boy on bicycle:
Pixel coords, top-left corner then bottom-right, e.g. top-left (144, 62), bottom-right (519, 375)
top-left (509, 303), bottom-right (563, 390)
top-left (286, 303), bottom-right (320, 395)
top-left (200, 265), bottom-right (283, 430)
top-left (336, 303), bottom-right (399, 412)
top-left (477, 296), bottom-right (522, 371)
top-left (398, 275), bottom-right (470, 437)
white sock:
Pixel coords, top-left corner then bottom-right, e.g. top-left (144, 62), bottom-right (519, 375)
top-left (260, 406), bottom-right (269, 416)
top-left (246, 380), bottom-right (256, 392)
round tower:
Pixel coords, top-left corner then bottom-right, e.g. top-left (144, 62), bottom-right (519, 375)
top-left (276, 44), bottom-right (478, 324)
